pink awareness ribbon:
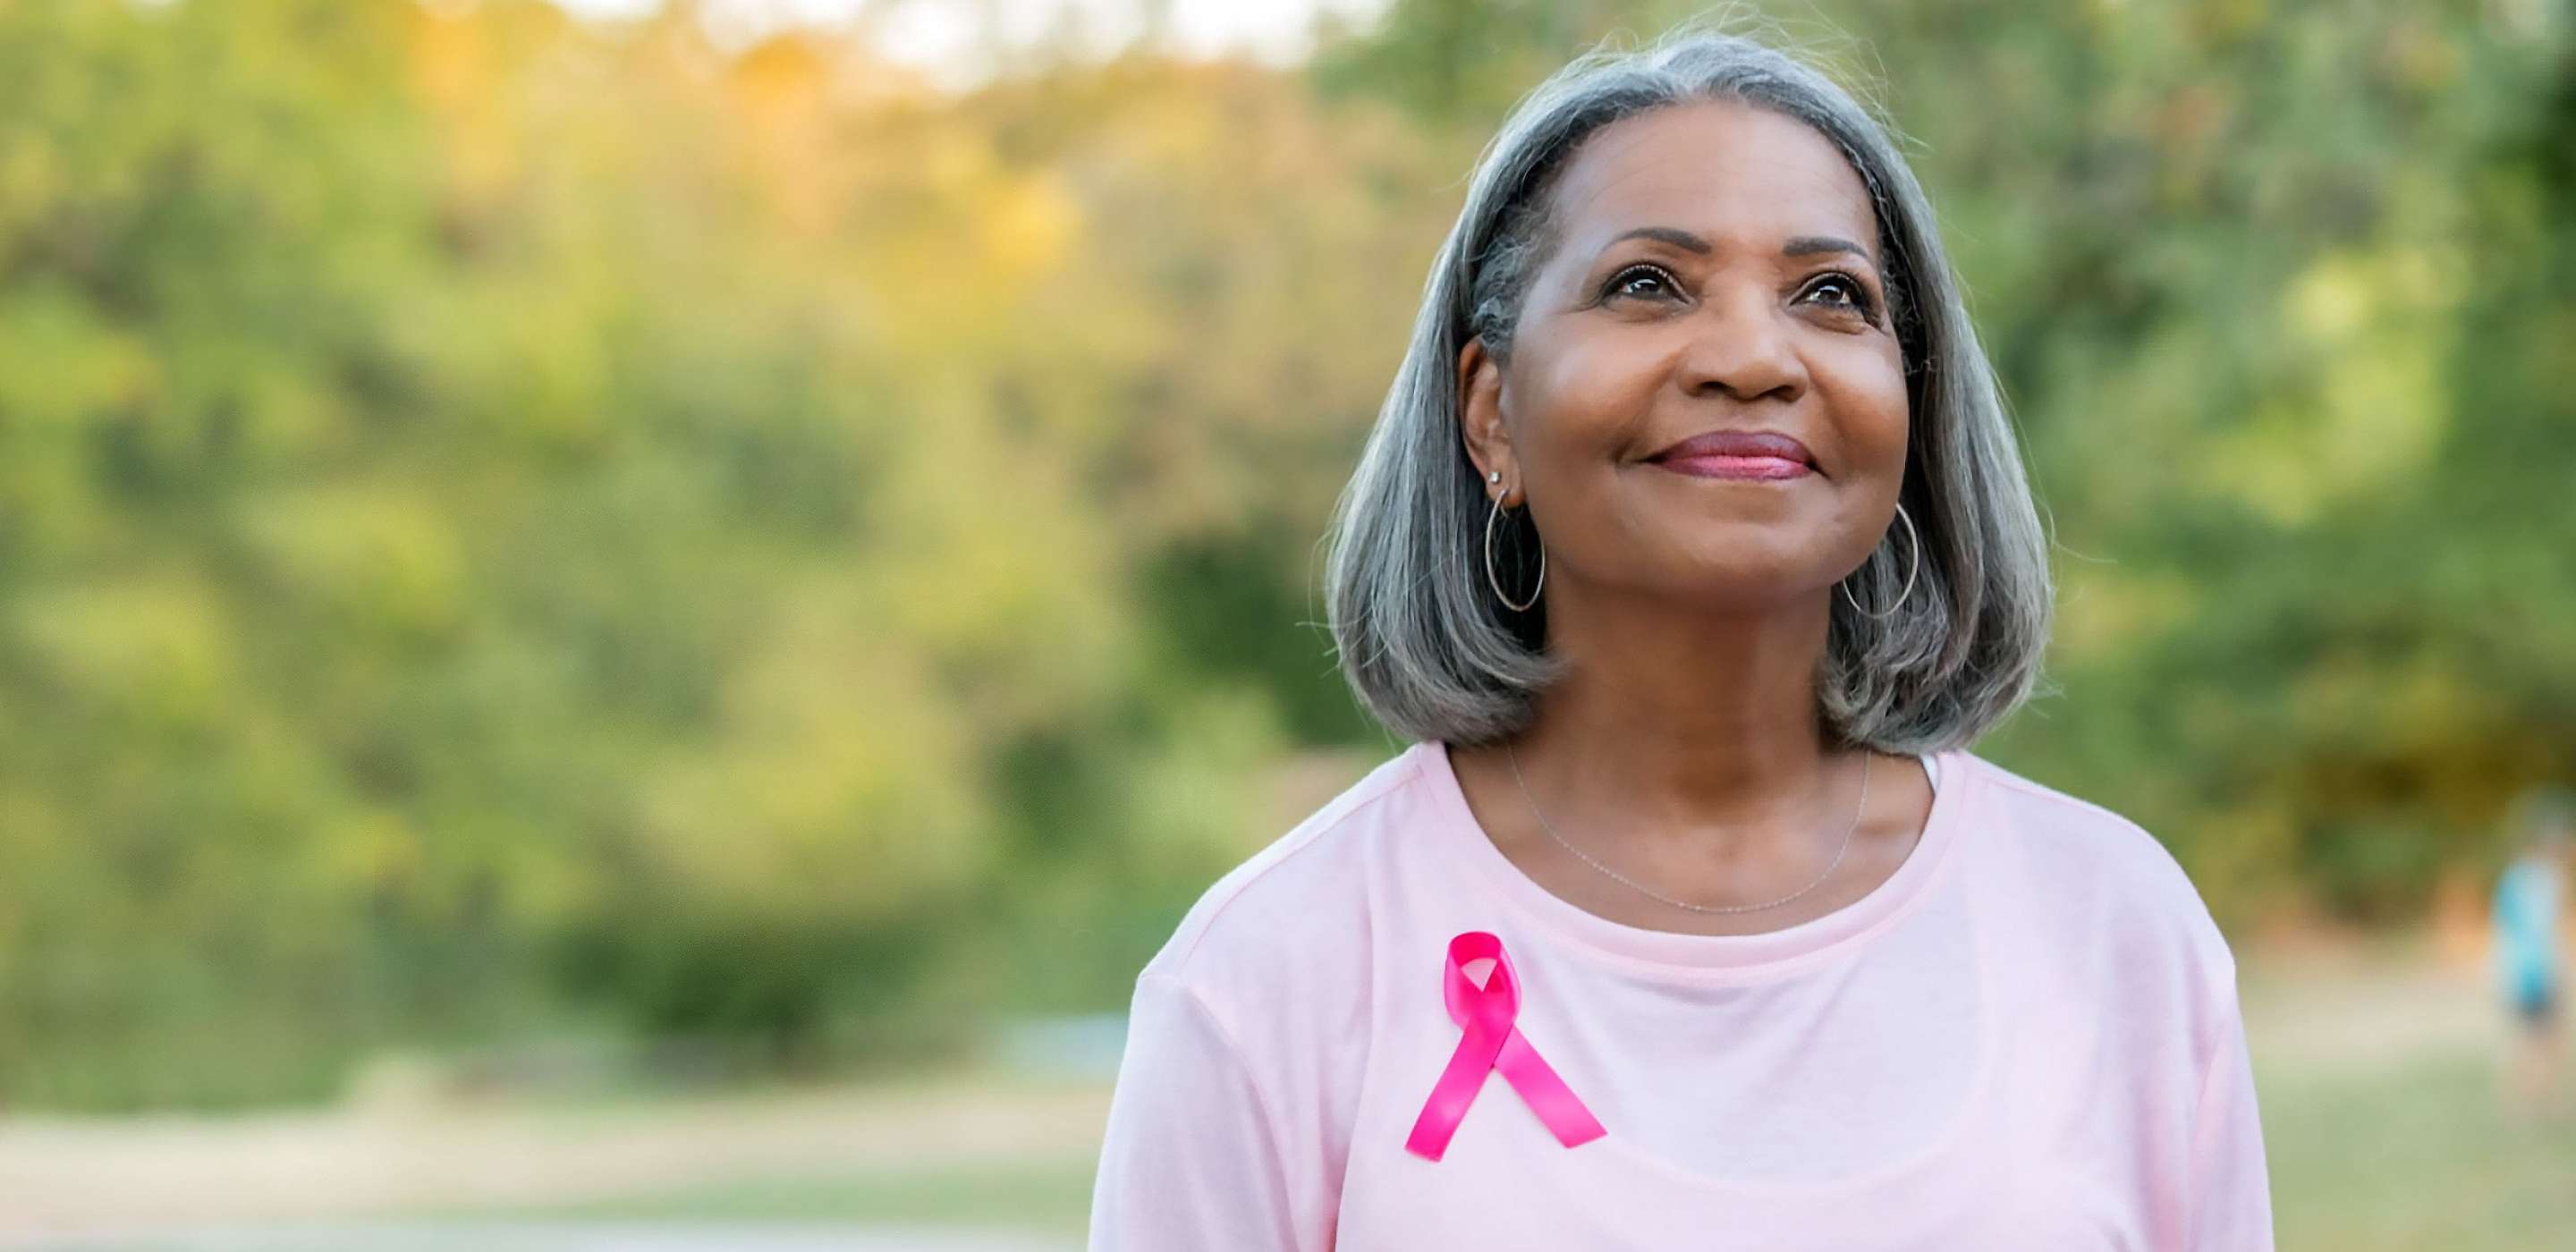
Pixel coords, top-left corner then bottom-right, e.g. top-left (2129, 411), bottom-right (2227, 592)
top-left (1404, 930), bottom-right (1608, 1162)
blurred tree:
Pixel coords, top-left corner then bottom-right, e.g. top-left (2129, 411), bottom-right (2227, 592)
top-left (0, 0), bottom-right (2566, 1108)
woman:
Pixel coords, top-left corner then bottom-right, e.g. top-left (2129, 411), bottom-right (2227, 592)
top-left (1090, 20), bottom-right (2273, 1250)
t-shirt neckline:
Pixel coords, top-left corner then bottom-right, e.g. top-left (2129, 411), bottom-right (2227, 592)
top-left (1412, 738), bottom-right (1979, 977)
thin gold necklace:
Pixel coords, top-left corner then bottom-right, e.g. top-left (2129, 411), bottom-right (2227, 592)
top-left (1504, 744), bottom-right (1870, 915)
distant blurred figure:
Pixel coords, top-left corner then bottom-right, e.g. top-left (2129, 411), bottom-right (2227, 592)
top-left (2494, 785), bottom-right (2572, 1121)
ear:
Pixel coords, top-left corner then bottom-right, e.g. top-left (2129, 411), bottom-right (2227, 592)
top-left (1456, 335), bottom-right (1518, 505)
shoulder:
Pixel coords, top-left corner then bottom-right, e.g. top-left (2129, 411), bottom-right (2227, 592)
top-left (1959, 752), bottom-right (2238, 982)
top-left (1137, 741), bottom-right (1427, 997)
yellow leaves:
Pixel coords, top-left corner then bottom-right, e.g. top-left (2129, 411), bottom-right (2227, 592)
top-left (405, 1), bottom-right (486, 114)
top-left (858, 135), bottom-right (1085, 325)
top-left (979, 170), bottom-right (1080, 282)
top-left (849, 132), bottom-right (1089, 362)
top-left (404, 0), bottom-right (521, 213)
top-left (13, 574), bottom-right (241, 736)
top-left (729, 36), bottom-right (828, 126)
top-left (727, 36), bottom-right (835, 231)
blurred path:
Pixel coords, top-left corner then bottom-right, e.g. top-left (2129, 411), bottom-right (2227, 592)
top-left (2237, 935), bottom-right (2502, 1079)
top-left (2, 1223), bottom-right (1073, 1251)
top-left (0, 1077), bottom-right (1107, 1235)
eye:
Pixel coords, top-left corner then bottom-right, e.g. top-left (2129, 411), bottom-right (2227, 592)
top-left (1801, 273), bottom-right (1879, 318)
top-left (1602, 263), bottom-right (1682, 302)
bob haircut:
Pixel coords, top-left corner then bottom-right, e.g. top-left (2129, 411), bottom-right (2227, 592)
top-left (1323, 16), bottom-right (2058, 753)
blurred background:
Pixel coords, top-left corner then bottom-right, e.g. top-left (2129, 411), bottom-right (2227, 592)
top-left (0, 0), bottom-right (2569, 1248)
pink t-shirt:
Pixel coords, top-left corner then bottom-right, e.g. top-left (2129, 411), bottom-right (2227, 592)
top-left (1089, 740), bottom-right (2274, 1250)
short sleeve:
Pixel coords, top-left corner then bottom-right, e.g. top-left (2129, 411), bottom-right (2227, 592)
top-left (2186, 962), bottom-right (2275, 1250)
top-left (1088, 973), bottom-right (1314, 1251)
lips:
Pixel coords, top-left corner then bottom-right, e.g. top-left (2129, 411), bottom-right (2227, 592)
top-left (1647, 429), bottom-right (1818, 468)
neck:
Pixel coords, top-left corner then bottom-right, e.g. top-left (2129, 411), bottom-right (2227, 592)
top-left (1503, 579), bottom-right (1854, 867)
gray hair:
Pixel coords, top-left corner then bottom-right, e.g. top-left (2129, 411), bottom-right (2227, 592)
top-left (1322, 14), bottom-right (2058, 752)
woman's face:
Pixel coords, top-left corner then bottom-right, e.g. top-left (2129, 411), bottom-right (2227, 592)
top-left (1460, 100), bottom-right (1911, 612)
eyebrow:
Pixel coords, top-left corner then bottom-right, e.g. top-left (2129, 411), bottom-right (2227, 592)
top-left (1602, 226), bottom-right (1873, 264)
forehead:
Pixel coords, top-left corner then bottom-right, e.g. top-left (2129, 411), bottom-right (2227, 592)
top-left (1543, 100), bottom-right (1879, 263)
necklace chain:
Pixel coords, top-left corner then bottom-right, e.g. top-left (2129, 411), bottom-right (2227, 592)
top-left (1504, 744), bottom-right (1871, 915)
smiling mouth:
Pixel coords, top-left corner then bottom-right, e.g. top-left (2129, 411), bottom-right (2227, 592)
top-left (1642, 427), bottom-right (1821, 478)
top-left (1648, 453), bottom-right (1815, 481)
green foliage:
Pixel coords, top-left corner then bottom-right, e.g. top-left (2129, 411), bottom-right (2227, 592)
top-left (0, 0), bottom-right (2567, 1109)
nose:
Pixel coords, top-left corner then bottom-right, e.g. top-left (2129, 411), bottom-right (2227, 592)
top-left (1674, 284), bottom-right (1808, 404)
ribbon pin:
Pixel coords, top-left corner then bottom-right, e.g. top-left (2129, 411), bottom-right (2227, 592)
top-left (1404, 930), bottom-right (1607, 1162)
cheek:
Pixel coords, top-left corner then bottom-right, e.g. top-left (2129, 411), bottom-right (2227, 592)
top-left (1818, 340), bottom-right (1911, 461)
top-left (1514, 328), bottom-right (1664, 444)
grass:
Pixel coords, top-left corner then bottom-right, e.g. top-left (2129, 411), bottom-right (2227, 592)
top-left (2261, 1047), bottom-right (2576, 1250)
top-left (484, 1155), bottom-right (1100, 1234)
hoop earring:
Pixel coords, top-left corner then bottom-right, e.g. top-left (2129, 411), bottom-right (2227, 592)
top-left (1484, 470), bottom-right (1544, 613)
top-left (1838, 501), bottom-right (1919, 621)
